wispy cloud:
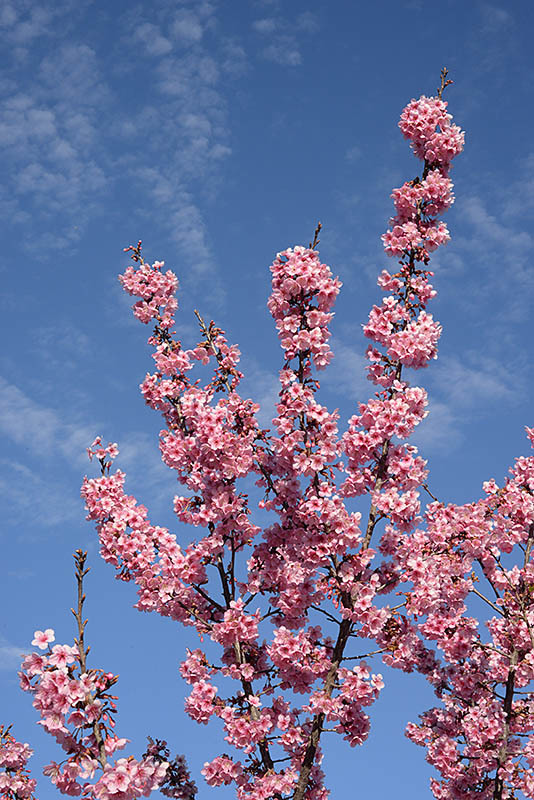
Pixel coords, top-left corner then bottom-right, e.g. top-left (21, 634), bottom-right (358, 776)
top-left (0, 459), bottom-right (81, 528)
top-left (253, 17), bottom-right (278, 34)
top-left (411, 399), bottom-right (462, 453)
top-left (411, 352), bottom-right (521, 454)
top-left (0, 0), bottom-right (79, 51)
top-left (503, 152), bottom-right (534, 218)
top-left (345, 145), bottom-right (362, 163)
top-left (467, 3), bottom-right (517, 77)
top-left (0, 376), bottom-right (95, 465)
top-left (239, 358), bottom-right (280, 429)
top-left (251, 11), bottom-right (319, 66)
top-left (0, 376), bottom-right (96, 527)
top-left (1, 31), bottom-right (109, 248)
top-left (0, 378), bottom-right (95, 530)
top-left (479, 3), bottom-right (513, 34)
top-left (0, 1), bottom-right (244, 302)
top-left (295, 12), bottom-right (320, 34)
top-left (431, 354), bottom-right (518, 410)
top-left (0, 635), bottom-right (23, 672)
top-left (456, 193), bottom-right (534, 320)
top-left (0, 375), bottom-right (177, 528)
top-left (113, 3), bottom-right (246, 297)
top-left (132, 22), bottom-right (173, 56)
top-left (28, 323), bottom-right (92, 374)
top-left (323, 338), bottom-right (369, 404)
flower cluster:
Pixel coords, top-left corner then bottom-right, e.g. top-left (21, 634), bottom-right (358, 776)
top-left (399, 95), bottom-right (464, 168)
top-left (399, 428), bottom-right (534, 799)
top-left (81, 232), bottom-right (385, 798)
top-left (383, 92), bottom-right (463, 261)
top-left (87, 438), bottom-right (119, 475)
top-left (14, 551), bottom-right (171, 800)
top-left (267, 246), bottom-right (341, 370)
top-left (0, 726), bottom-right (37, 799)
top-left (119, 258), bottom-right (178, 328)
top-left (92, 758), bottom-right (167, 800)
top-left (142, 738), bottom-right (197, 799)
top-left (341, 77), bottom-right (464, 603)
top-left (19, 628), bottom-right (167, 799)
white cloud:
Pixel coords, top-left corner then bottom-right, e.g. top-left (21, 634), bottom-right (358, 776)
top-left (131, 171), bottom-right (218, 281)
top-left (1, 40), bottom-right (110, 241)
top-left (0, 3), bottom-right (17, 27)
top-left (0, 460), bottom-right (81, 528)
top-left (479, 3), bottom-right (513, 33)
top-left (262, 37), bottom-right (302, 67)
top-left (454, 192), bottom-right (534, 323)
top-left (29, 323), bottom-right (92, 374)
top-left (462, 195), bottom-right (528, 248)
top-left (0, 377), bottom-right (63, 453)
top-left (133, 22), bottom-right (173, 56)
top-left (0, 376), bottom-right (179, 527)
top-left (239, 358), bottom-right (280, 429)
top-left (39, 43), bottom-right (109, 108)
top-left (0, 0), bottom-right (238, 291)
top-left (431, 354), bottom-right (517, 410)
top-left (253, 17), bottom-right (278, 34)
top-left (323, 338), bottom-right (369, 402)
top-left (345, 145), bottom-right (362, 162)
top-left (109, 6), bottom-right (240, 297)
top-left (296, 12), bottom-right (319, 33)
top-left (502, 152), bottom-right (534, 218)
top-left (172, 12), bottom-right (204, 42)
top-left (0, 635), bottom-right (23, 672)
top-left (0, 376), bottom-right (96, 464)
top-left (0, 2), bottom-right (54, 47)
top-left (410, 352), bottom-right (521, 455)
top-left (219, 39), bottom-right (248, 76)
top-left (168, 198), bottom-right (215, 273)
top-left (252, 10), bottom-right (319, 67)
top-left (411, 399), bottom-right (462, 453)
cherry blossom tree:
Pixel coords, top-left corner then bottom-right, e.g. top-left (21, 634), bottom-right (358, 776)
top-left (3, 68), bottom-right (534, 800)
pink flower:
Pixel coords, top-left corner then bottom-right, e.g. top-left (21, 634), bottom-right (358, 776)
top-left (48, 644), bottom-right (77, 668)
top-left (31, 628), bottom-right (55, 650)
top-left (202, 755), bottom-right (243, 787)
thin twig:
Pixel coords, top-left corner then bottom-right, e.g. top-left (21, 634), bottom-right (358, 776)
top-left (342, 648), bottom-right (387, 661)
top-left (71, 550), bottom-right (107, 768)
top-left (470, 586), bottom-right (505, 617)
top-left (309, 221), bottom-right (322, 250)
top-left (422, 483), bottom-right (439, 503)
top-left (437, 66), bottom-right (453, 100)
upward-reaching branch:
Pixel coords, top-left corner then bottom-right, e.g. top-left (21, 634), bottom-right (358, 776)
top-left (71, 549), bottom-right (107, 769)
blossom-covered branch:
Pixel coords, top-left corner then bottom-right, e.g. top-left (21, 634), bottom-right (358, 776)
top-left (401, 429), bottom-right (534, 799)
top-left (18, 550), bottom-right (169, 799)
top-left (81, 69), bottom-right (467, 800)
top-left (0, 724), bottom-right (37, 799)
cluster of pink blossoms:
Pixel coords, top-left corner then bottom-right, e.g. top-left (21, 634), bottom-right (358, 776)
top-left (398, 430), bottom-right (534, 799)
top-left (119, 255), bottom-right (178, 328)
top-left (382, 94), bottom-right (463, 261)
top-left (76, 77), bottom-right (472, 800)
top-left (0, 726), bottom-right (37, 799)
top-left (399, 94), bottom-right (464, 167)
top-left (81, 236), bottom-right (384, 800)
top-left (19, 626), bottom-right (167, 799)
top-left (267, 246), bottom-right (341, 370)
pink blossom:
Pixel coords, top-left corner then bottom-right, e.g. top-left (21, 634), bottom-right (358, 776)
top-left (31, 628), bottom-right (55, 649)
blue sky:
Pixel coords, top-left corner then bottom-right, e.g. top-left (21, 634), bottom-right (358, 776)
top-left (1, 0), bottom-right (534, 797)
